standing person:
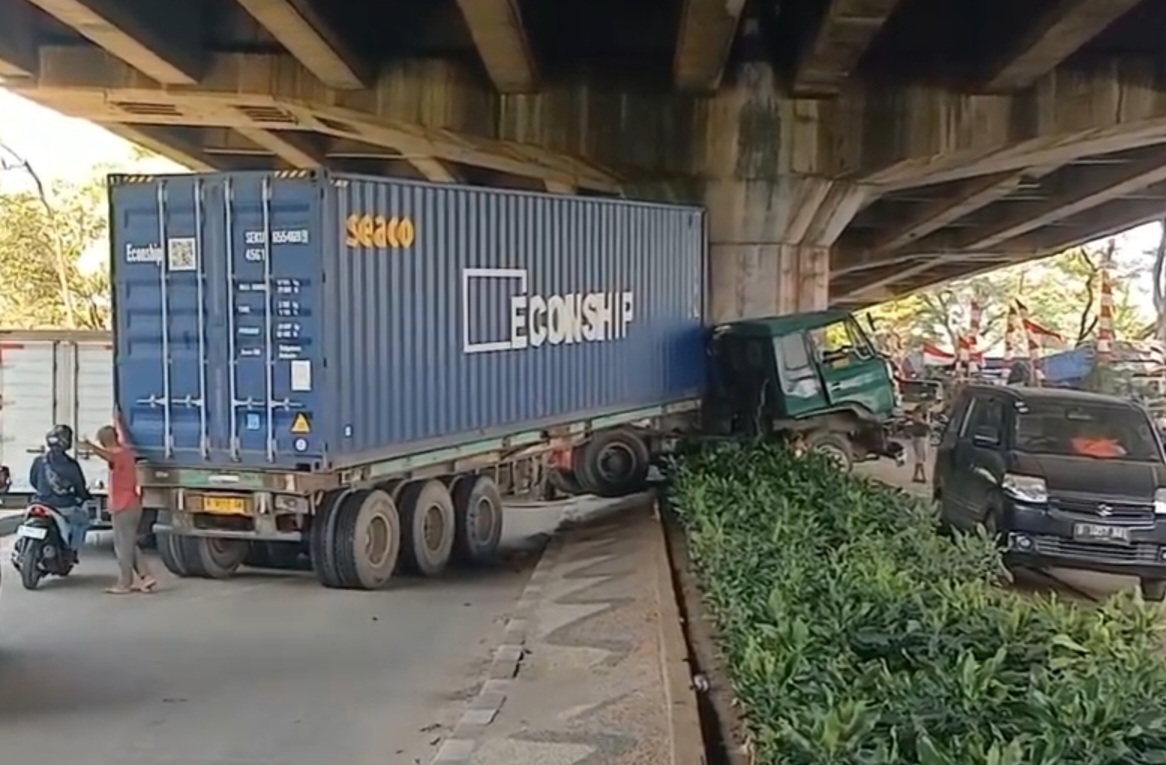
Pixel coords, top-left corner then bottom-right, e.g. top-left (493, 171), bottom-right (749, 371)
top-left (82, 414), bottom-right (156, 594)
top-left (907, 408), bottom-right (930, 484)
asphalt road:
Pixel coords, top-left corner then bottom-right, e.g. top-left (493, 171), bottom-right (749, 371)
top-left (0, 500), bottom-right (607, 765)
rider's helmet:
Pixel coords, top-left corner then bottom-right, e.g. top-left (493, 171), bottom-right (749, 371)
top-left (45, 424), bottom-right (74, 452)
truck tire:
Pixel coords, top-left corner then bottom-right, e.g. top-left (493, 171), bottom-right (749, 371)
top-left (451, 474), bottom-right (504, 565)
top-left (398, 480), bottom-right (456, 577)
top-left (157, 532), bottom-right (206, 578)
top-left (310, 490), bottom-right (350, 588)
top-left (194, 538), bottom-right (249, 579)
top-left (329, 489), bottom-right (400, 590)
top-left (575, 429), bottom-right (651, 498)
top-left (806, 431), bottom-right (853, 472)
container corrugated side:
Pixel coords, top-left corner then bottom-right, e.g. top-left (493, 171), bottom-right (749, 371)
top-left (323, 176), bottom-right (706, 464)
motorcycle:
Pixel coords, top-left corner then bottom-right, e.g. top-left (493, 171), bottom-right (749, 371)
top-left (11, 502), bottom-right (76, 589)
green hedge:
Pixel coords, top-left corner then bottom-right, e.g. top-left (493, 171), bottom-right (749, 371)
top-left (668, 442), bottom-right (1166, 765)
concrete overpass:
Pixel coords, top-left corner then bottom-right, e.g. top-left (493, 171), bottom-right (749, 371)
top-left (1, 0), bottom-right (1164, 321)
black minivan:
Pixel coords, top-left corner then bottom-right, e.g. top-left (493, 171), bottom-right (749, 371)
top-left (934, 384), bottom-right (1166, 600)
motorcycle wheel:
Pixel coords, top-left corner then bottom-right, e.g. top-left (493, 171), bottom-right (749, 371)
top-left (19, 541), bottom-right (44, 590)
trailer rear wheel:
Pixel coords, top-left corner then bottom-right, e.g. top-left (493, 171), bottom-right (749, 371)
top-left (330, 489), bottom-right (400, 590)
top-left (310, 490), bottom-right (350, 588)
top-left (399, 480), bottom-right (456, 577)
top-left (575, 429), bottom-right (650, 497)
top-left (157, 532), bottom-right (206, 578)
top-left (451, 474), bottom-right (504, 565)
top-left (194, 538), bottom-right (249, 579)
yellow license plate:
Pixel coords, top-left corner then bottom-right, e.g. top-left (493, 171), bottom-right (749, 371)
top-left (202, 495), bottom-right (247, 514)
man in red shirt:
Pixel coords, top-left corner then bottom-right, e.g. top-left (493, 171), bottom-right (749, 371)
top-left (83, 414), bottom-right (156, 594)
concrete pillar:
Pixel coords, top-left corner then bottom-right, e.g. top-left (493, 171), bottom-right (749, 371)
top-left (702, 62), bottom-right (840, 322)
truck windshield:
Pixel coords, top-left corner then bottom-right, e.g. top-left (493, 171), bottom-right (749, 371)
top-left (1014, 401), bottom-right (1163, 462)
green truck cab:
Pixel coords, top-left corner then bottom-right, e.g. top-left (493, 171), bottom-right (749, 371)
top-left (705, 309), bottom-right (903, 469)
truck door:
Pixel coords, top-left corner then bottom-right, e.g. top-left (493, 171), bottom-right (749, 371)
top-left (111, 173), bottom-right (324, 469)
top-left (809, 318), bottom-right (891, 414)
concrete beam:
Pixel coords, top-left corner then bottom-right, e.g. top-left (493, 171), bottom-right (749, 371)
top-left (16, 47), bottom-right (620, 193)
top-left (795, 0), bottom-right (904, 96)
top-left (984, 0), bottom-right (1141, 91)
top-left (949, 147), bottom-right (1166, 251)
top-left (234, 127), bottom-right (326, 168)
top-left (1005, 181), bottom-right (1166, 255)
top-left (24, 0), bottom-right (202, 84)
top-left (0, 1), bottom-right (37, 78)
top-left (231, 0), bottom-right (370, 89)
top-left (856, 65), bottom-right (1166, 190)
top-left (865, 172), bottom-right (1026, 257)
top-left (454, 0), bottom-right (536, 93)
top-left (100, 123), bottom-right (218, 171)
top-left (674, 0), bottom-right (746, 91)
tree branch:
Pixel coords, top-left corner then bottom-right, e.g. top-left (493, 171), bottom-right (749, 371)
top-left (0, 140), bottom-right (78, 328)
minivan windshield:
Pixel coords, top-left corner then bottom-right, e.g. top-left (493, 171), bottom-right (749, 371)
top-left (1014, 400), bottom-right (1163, 462)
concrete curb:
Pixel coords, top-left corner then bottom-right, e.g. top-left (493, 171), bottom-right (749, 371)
top-left (429, 535), bottom-right (564, 765)
top-left (652, 503), bottom-right (707, 765)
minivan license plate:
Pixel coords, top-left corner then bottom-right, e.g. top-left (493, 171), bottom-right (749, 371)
top-left (1073, 523), bottom-right (1130, 543)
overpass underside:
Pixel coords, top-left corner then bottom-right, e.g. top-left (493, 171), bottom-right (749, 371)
top-left (2, 0), bottom-right (1166, 320)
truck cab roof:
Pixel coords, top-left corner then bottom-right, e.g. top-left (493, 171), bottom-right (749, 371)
top-left (716, 309), bottom-right (856, 337)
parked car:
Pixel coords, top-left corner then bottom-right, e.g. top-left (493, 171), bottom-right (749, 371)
top-left (933, 384), bottom-right (1166, 600)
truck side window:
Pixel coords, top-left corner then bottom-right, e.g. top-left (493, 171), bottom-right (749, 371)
top-left (775, 333), bottom-right (819, 397)
top-left (777, 333), bottom-right (810, 371)
top-left (812, 320), bottom-right (868, 364)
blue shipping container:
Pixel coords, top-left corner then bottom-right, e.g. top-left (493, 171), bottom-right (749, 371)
top-left (110, 171), bottom-right (706, 471)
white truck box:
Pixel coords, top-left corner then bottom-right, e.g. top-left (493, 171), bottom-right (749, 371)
top-left (0, 330), bottom-right (113, 521)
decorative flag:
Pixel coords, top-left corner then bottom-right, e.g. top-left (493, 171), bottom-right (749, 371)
top-left (1016, 299), bottom-right (1042, 385)
top-left (967, 300), bottom-right (983, 375)
top-left (1097, 264), bottom-right (1114, 365)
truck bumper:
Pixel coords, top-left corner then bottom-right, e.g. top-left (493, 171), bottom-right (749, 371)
top-left (154, 508), bottom-right (305, 543)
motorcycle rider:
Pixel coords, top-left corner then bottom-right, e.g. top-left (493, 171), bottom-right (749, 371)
top-left (28, 424), bottom-right (91, 564)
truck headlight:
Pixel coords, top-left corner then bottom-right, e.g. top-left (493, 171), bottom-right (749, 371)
top-left (1154, 488), bottom-right (1166, 515)
top-left (1002, 474), bottom-right (1047, 503)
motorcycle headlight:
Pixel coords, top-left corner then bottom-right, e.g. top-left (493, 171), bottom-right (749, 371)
top-left (1154, 488), bottom-right (1166, 515)
top-left (1002, 474), bottom-right (1048, 503)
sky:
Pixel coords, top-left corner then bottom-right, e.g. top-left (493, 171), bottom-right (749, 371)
top-left (0, 87), bottom-right (1162, 309)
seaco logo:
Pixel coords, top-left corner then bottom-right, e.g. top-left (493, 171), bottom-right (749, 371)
top-left (345, 214), bottom-right (415, 249)
top-left (462, 268), bottom-right (634, 354)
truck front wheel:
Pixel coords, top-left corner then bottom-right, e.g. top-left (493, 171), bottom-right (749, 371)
top-left (329, 489), bottom-right (400, 590)
top-left (450, 474), bottom-right (504, 565)
top-left (398, 480), bottom-right (456, 577)
top-left (805, 431), bottom-right (854, 472)
top-left (575, 429), bottom-right (651, 498)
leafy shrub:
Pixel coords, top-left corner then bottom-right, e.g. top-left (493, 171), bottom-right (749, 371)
top-left (668, 441), bottom-right (1166, 765)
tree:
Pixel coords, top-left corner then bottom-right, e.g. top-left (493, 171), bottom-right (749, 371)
top-left (868, 241), bottom-right (1149, 351)
top-left (0, 145), bottom-right (110, 329)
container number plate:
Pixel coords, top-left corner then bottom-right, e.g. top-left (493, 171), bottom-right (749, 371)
top-left (202, 496), bottom-right (247, 515)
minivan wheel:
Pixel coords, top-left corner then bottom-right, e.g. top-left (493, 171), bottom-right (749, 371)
top-left (1141, 578), bottom-right (1166, 602)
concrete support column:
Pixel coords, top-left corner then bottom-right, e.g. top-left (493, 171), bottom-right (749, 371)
top-left (707, 243), bottom-right (830, 322)
top-left (701, 61), bottom-right (852, 322)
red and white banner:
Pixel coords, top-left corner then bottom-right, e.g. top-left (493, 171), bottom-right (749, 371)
top-left (922, 342), bottom-right (984, 367)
